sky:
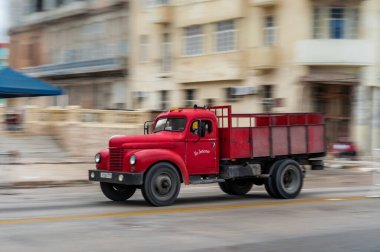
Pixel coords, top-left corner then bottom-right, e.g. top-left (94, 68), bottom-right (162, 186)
top-left (0, 0), bottom-right (10, 42)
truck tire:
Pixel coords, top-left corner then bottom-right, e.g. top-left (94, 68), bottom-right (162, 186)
top-left (141, 162), bottom-right (181, 207)
top-left (218, 179), bottom-right (253, 195)
top-left (272, 159), bottom-right (303, 199)
top-left (264, 160), bottom-right (283, 198)
top-left (100, 182), bottom-right (136, 201)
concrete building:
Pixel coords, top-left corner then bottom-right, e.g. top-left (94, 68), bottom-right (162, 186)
top-left (6, 0), bottom-right (380, 155)
top-left (0, 43), bottom-right (9, 68)
top-left (8, 0), bottom-right (129, 109)
top-left (129, 0), bottom-right (380, 156)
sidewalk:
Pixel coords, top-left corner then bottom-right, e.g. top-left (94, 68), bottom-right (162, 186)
top-left (0, 162), bottom-right (93, 188)
top-left (0, 133), bottom-right (93, 188)
top-left (0, 158), bottom-right (379, 189)
top-left (324, 159), bottom-right (380, 169)
top-left (1, 130), bottom-right (379, 189)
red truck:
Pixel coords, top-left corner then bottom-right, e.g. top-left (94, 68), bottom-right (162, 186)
top-left (89, 105), bottom-right (325, 206)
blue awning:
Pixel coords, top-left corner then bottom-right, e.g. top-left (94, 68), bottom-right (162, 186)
top-left (0, 67), bottom-right (64, 98)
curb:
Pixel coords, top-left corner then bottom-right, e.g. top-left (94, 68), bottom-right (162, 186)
top-left (0, 180), bottom-right (92, 189)
top-left (0, 161), bottom-right (93, 165)
top-left (324, 163), bottom-right (362, 169)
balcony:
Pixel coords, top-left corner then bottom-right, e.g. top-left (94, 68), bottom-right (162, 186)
top-left (250, 47), bottom-right (277, 69)
top-left (22, 1), bottom-right (88, 25)
top-left (295, 40), bottom-right (375, 66)
top-left (151, 5), bottom-right (173, 24)
top-left (22, 57), bottom-right (127, 78)
top-left (250, 0), bottom-right (277, 7)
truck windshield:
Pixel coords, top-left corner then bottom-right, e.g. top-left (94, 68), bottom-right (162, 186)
top-left (153, 118), bottom-right (186, 133)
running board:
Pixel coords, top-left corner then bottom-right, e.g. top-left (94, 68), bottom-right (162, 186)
top-left (189, 176), bottom-right (225, 184)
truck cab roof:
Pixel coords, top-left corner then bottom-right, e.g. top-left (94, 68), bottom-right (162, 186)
top-left (156, 108), bottom-right (216, 121)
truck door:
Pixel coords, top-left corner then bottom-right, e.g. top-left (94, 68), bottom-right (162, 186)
top-left (186, 119), bottom-right (218, 174)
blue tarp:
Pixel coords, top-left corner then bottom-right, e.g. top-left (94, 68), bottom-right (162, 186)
top-left (0, 67), bottom-right (64, 98)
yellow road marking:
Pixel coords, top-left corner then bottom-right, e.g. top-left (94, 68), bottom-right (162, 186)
top-left (0, 196), bottom-right (368, 225)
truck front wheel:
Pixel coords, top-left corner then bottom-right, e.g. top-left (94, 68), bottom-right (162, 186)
top-left (218, 179), bottom-right (253, 195)
top-left (141, 162), bottom-right (181, 207)
top-left (100, 182), bottom-right (136, 201)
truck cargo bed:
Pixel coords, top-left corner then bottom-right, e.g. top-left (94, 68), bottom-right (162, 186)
top-left (210, 106), bottom-right (325, 160)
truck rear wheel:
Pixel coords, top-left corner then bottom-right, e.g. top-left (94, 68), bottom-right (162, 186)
top-left (269, 159), bottom-right (303, 199)
top-left (100, 182), bottom-right (136, 201)
top-left (218, 179), bottom-right (253, 195)
top-left (264, 160), bottom-right (282, 198)
top-left (141, 162), bottom-right (181, 207)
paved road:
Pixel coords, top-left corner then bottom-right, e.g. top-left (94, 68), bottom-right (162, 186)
top-left (1, 171), bottom-right (380, 252)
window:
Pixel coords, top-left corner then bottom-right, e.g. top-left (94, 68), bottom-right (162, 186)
top-left (159, 90), bottom-right (170, 110)
top-left (313, 6), bottom-right (360, 39)
top-left (329, 8), bottom-right (345, 39)
top-left (225, 88), bottom-right (238, 102)
top-left (264, 15), bottom-right (276, 46)
top-left (35, 0), bottom-right (44, 12)
top-left (262, 85), bottom-right (273, 113)
top-left (184, 26), bottom-right (203, 56)
top-left (157, 0), bottom-right (169, 5)
top-left (206, 98), bottom-right (215, 107)
top-left (154, 118), bottom-right (186, 133)
top-left (350, 8), bottom-right (360, 39)
top-left (313, 7), bottom-right (323, 39)
top-left (56, 0), bottom-right (65, 7)
top-left (190, 120), bottom-right (213, 136)
top-left (215, 20), bottom-right (236, 52)
top-left (184, 89), bottom-right (196, 107)
top-left (161, 33), bottom-right (171, 72)
top-left (139, 35), bottom-right (150, 62)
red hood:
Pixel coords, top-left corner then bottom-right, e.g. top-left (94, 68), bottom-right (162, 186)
top-left (109, 132), bottom-right (184, 149)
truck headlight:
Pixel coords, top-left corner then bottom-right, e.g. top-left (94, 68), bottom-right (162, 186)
top-left (95, 153), bottom-right (101, 164)
top-left (130, 155), bottom-right (136, 166)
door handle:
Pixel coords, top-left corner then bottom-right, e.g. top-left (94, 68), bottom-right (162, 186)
top-left (212, 142), bottom-right (216, 148)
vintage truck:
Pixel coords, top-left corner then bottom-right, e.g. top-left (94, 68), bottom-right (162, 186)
top-left (89, 105), bottom-right (325, 206)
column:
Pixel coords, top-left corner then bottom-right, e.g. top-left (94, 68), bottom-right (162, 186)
top-left (352, 84), bottom-right (372, 155)
top-left (372, 87), bottom-right (380, 156)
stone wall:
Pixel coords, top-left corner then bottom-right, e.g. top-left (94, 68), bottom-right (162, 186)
top-left (2, 106), bottom-right (151, 158)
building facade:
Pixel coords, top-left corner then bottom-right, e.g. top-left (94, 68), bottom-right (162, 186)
top-left (8, 0), bottom-right (129, 109)
top-left (129, 0), bottom-right (380, 156)
top-left (7, 0), bottom-right (380, 155)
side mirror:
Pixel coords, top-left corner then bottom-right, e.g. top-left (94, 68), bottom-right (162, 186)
top-left (144, 121), bottom-right (153, 135)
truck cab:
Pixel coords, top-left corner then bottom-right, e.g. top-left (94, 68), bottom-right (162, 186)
top-left (89, 106), bottom-right (325, 206)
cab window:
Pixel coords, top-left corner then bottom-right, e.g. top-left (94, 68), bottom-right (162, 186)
top-left (190, 120), bottom-right (212, 136)
top-left (153, 118), bottom-right (186, 133)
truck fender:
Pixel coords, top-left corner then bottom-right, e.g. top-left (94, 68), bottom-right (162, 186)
top-left (133, 149), bottom-right (190, 185)
top-left (97, 149), bottom-right (110, 170)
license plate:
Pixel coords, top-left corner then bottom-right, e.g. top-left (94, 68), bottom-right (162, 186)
top-left (100, 172), bottom-right (112, 179)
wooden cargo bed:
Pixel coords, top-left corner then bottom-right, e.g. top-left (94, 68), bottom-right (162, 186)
top-left (210, 106), bottom-right (325, 160)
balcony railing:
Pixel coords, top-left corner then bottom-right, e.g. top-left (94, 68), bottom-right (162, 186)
top-left (23, 57), bottom-right (127, 78)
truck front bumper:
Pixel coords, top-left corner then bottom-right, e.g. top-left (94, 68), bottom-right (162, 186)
top-left (89, 170), bottom-right (143, 185)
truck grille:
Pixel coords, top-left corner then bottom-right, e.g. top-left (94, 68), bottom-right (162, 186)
top-left (109, 148), bottom-right (124, 171)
